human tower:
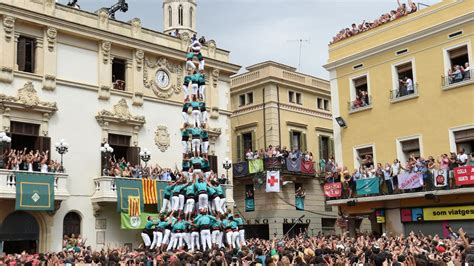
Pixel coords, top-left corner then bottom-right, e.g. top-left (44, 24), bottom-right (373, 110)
top-left (140, 37), bottom-right (246, 252)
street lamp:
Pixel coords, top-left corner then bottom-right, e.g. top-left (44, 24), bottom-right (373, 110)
top-left (0, 132), bottom-right (11, 169)
top-left (55, 139), bottom-right (69, 173)
top-left (222, 157), bottom-right (232, 184)
top-left (100, 143), bottom-right (114, 176)
top-left (139, 148), bottom-right (151, 167)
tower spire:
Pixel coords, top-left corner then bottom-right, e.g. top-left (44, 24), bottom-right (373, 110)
top-left (163, 0), bottom-right (196, 36)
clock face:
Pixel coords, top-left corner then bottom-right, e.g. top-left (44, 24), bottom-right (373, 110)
top-left (155, 70), bottom-right (170, 89)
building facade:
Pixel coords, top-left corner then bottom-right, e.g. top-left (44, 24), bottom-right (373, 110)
top-left (230, 61), bottom-right (338, 239)
top-left (324, 0), bottom-right (474, 236)
top-left (0, 0), bottom-right (239, 253)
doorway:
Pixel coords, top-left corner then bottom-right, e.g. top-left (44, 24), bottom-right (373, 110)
top-left (0, 211), bottom-right (39, 254)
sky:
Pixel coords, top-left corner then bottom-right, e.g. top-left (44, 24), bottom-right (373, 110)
top-left (64, 0), bottom-right (440, 79)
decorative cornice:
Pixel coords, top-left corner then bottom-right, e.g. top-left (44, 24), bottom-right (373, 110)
top-left (286, 121), bottom-right (308, 129)
top-left (233, 122), bottom-right (258, 131)
top-left (95, 98), bottom-right (145, 127)
top-left (46, 27), bottom-right (57, 52)
top-left (0, 81), bottom-right (58, 113)
top-left (208, 127), bottom-right (222, 139)
top-left (231, 104), bottom-right (264, 117)
top-left (315, 127), bottom-right (334, 134)
top-left (279, 103), bottom-right (332, 120)
top-left (2, 16), bottom-right (15, 42)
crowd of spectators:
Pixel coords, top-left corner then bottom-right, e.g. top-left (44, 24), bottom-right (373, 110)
top-left (244, 145), bottom-right (313, 162)
top-left (330, 0), bottom-right (418, 44)
top-left (447, 62), bottom-right (471, 84)
top-left (2, 148), bottom-right (62, 173)
top-left (351, 90), bottom-right (370, 110)
top-left (3, 229), bottom-right (474, 265)
top-left (322, 148), bottom-right (474, 199)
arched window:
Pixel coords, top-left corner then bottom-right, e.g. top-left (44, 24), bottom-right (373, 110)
top-left (168, 6), bottom-right (172, 27)
top-left (189, 7), bottom-right (193, 28)
top-left (178, 5), bottom-right (183, 26)
top-left (63, 212), bottom-right (81, 238)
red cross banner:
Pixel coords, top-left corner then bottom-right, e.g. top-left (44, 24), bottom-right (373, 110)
top-left (266, 171), bottom-right (280, 193)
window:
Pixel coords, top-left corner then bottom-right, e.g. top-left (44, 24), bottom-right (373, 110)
top-left (246, 92), bottom-right (253, 104)
top-left (355, 146), bottom-right (374, 169)
top-left (323, 99), bottom-right (330, 111)
top-left (168, 6), bottom-right (172, 27)
top-left (9, 122), bottom-right (50, 164)
top-left (243, 132), bottom-right (253, 154)
top-left (178, 5), bottom-right (183, 26)
top-left (103, 134), bottom-right (140, 171)
top-left (112, 58), bottom-right (126, 91)
top-left (63, 212), bottom-right (81, 238)
top-left (445, 45), bottom-right (471, 85)
top-left (237, 131), bottom-right (255, 161)
top-left (454, 128), bottom-right (474, 155)
top-left (393, 61), bottom-right (415, 98)
top-left (317, 98), bottom-right (323, 109)
top-left (17, 36), bottom-right (36, 73)
top-left (295, 93), bottom-right (302, 105)
top-left (290, 130), bottom-right (306, 151)
top-left (288, 91), bottom-right (294, 103)
top-left (208, 155), bottom-right (218, 174)
top-left (321, 218), bottom-right (336, 234)
top-left (189, 7), bottom-right (193, 28)
top-left (399, 138), bottom-right (421, 162)
top-left (239, 94), bottom-right (246, 106)
top-left (319, 135), bottom-right (333, 162)
top-left (324, 202), bottom-right (333, 212)
top-left (350, 75), bottom-right (370, 110)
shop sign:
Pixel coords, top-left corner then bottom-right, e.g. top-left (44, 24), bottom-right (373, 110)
top-left (423, 205), bottom-right (474, 221)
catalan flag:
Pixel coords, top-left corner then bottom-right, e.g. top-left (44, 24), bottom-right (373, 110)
top-left (142, 179), bottom-right (158, 204)
top-left (128, 196), bottom-right (141, 217)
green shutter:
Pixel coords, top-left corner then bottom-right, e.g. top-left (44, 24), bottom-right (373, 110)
top-left (329, 138), bottom-right (335, 158)
top-left (318, 135), bottom-right (323, 160)
top-left (289, 130), bottom-right (293, 150)
top-left (301, 132), bottom-right (307, 152)
top-left (236, 135), bottom-right (242, 161)
top-left (251, 131), bottom-right (256, 151)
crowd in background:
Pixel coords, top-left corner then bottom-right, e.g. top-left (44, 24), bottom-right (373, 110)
top-left (244, 145), bottom-right (313, 162)
top-left (2, 148), bottom-right (62, 173)
top-left (3, 228), bottom-right (474, 265)
top-left (331, 0), bottom-right (418, 44)
top-left (447, 62), bottom-right (471, 84)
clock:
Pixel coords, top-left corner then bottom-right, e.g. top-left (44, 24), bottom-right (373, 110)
top-left (155, 70), bottom-right (170, 89)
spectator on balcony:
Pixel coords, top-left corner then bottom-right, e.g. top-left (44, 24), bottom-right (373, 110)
top-left (382, 163), bottom-right (393, 194)
top-left (391, 159), bottom-right (401, 192)
top-left (462, 62), bottom-right (471, 80)
top-left (450, 65), bottom-right (463, 83)
top-left (457, 148), bottom-right (468, 166)
top-left (245, 149), bottom-right (253, 161)
top-left (399, 76), bottom-right (414, 95)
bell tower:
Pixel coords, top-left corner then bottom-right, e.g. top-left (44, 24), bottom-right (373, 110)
top-left (163, 0), bottom-right (197, 36)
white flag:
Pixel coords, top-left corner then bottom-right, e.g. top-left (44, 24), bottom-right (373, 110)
top-left (266, 171), bottom-right (280, 192)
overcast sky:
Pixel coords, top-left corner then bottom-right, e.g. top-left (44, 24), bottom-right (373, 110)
top-left (67, 0), bottom-right (440, 79)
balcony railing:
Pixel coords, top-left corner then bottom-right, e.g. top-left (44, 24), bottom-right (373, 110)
top-left (233, 157), bottom-right (317, 179)
top-left (390, 83), bottom-right (419, 101)
top-left (442, 69), bottom-right (472, 89)
top-left (348, 95), bottom-right (372, 112)
top-left (92, 176), bottom-right (234, 204)
top-left (0, 169), bottom-right (69, 200)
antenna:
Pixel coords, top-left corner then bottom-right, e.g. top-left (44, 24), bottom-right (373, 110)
top-left (287, 38), bottom-right (310, 71)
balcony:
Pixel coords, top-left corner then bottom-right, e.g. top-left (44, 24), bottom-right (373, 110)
top-left (390, 83), bottom-right (419, 103)
top-left (347, 96), bottom-right (372, 114)
top-left (442, 69), bottom-right (473, 90)
top-left (0, 169), bottom-right (69, 200)
top-left (232, 157), bottom-right (317, 181)
top-left (92, 176), bottom-right (234, 203)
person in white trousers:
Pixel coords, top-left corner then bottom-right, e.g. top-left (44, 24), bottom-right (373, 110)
top-left (234, 214), bottom-right (247, 246)
top-left (150, 216), bottom-right (169, 250)
top-left (181, 123), bottom-right (190, 159)
top-left (160, 183), bottom-right (173, 214)
top-left (141, 216), bottom-right (155, 250)
top-left (195, 176), bottom-right (208, 210)
top-left (194, 209), bottom-right (216, 251)
top-left (211, 215), bottom-right (223, 249)
top-left (189, 223), bottom-right (200, 251)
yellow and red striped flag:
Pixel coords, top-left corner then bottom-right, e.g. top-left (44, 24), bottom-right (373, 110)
top-left (128, 196), bottom-right (140, 217)
top-left (142, 179), bottom-right (157, 204)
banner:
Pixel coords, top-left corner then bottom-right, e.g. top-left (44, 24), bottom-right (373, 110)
top-left (356, 177), bottom-right (380, 195)
top-left (423, 205), bottom-right (474, 221)
top-left (295, 196), bottom-right (305, 211)
top-left (301, 160), bottom-right (315, 174)
top-left (248, 159), bottom-right (264, 174)
top-left (245, 198), bottom-right (255, 212)
top-left (116, 179), bottom-right (144, 213)
top-left (397, 172), bottom-right (423, 190)
top-left (128, 196), bottom-right (141, 217)
top-left (142, 179), bottom-right (157, 204)
top-left (454, 166), bottom-right (474, 186)
top-left (233, 161), bottom-right (249, 177)
top-left (120, 212), bottom-right (159, 229)
top-left (265, 171), bottom-right (280, 192)
top-left (375, 209), bottom-right (385, 224)
top-left (433, 169), bottom-right (448, 187)
top-left (323, 182), bottom-right (342, 198)
top-left (286, 157), bottom-right (301, 172)
top-left (15, 172), bottom-right (55, 211)
top-left (264, 157), bottom-right (282, 170)
top-left (156, 181), bottom-right (167, 212)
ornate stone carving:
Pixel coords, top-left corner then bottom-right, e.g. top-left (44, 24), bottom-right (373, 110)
top-left (0, 82), bottom-right (57, 109)
top-left (154, 125), bottom-right (170, 152)
top-left (129, 18), bottom-right (141, 35)
top-left (45, 0), bottom-right (54, 7)
top-left (132, 91), bottom-right (144, 106)
top-left (180, 32), bottom-right (191, 50)
top-left (0, 66), bottom-right (13, 83)
top-left (211, 69), bottom-right (219, 88)
top-left (46, 27), bottom-right (57, 52)
top-left (42, 74), bottom-right (56, 91)
top-left (97, 8), bottom-right (109, 25)
top-left (98, 85), bottom-right (110, 100)
top-left (210, 106), bottom-right (219, 119)
top-left (143, 57), bottom-right (183, 99)
top-left (206, 40), bottom-right (216, 57)
top-left (101, 41), bottom-right (111, 64)
top-left (135, 50), bottom-right (144, 71)
top-left (3, 16), bottom-right (15, 43)
top-left (96, 98), bottom-right (145, 125)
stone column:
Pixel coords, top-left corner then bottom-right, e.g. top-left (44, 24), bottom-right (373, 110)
top-left (43, 27), bottom-right (57, 90)
top-left (132, 49), bottom-right (144, 106)
top-left (125, 59), bottom-right (133, 92)
top-left (0, 16), bottom-right (16, 83)
top-left (35, 37), bottom-right (44, 75)
top-left (98, 41), bottom-right (112, 100)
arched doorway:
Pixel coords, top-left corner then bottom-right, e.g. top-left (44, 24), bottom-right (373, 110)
top-left (0, 211), bottom-right (39, 254)
top-left (63, 212), bottom-right (81, 238)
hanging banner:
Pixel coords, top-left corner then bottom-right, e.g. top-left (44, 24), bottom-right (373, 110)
top-left (286, 157), bottom-right (301, 172)
top-left (265, 171), bottom-right (280, 193)
top-left (128, 196), bottom-right (141, 217)
top-left (15, 172), bottom-right (55, 211)
top-left (356, 177), bottom-right (380, 195)
top-left (120, 212), bottom-right (160, 229)
top-left (233, 161), bottom-right (249, 177)
top-left (245, 198), bottom-right (255, 212)
top-left (264, 157), bottom-right (282, 170)
top-left (433, 169), bottom-right (448, 187)
top-left (295, 196), bottom-right (305, 211)
top-left (397, 173), bottom-right (423, 190)
top-left (301, 160), bottom-right (315, 174)
top-left (116, 179), bottom-right (144, 213)
top-left (142, 179), bottom-right (157, 204)
top-left (323, 182), bottom-right (342, 198)
top-left (454, 166), bottom-right (474, 186)
top-left (156, 181), bottom-right (167, 211)
top-left (248, 159), bottom-right (264, 174)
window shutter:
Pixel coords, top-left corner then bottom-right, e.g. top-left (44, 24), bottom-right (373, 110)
top-left (251, 131), bottom-right (256, 152)
top-left (236, 135), bottom-right (242, 161)
top-left (29, 38), bottom-right (36, 73)
top-left (301, 133), bottom-right (307, 152)
top-left (209, 155), bottom-right (218, 174)
top-left (318, 135), bottom-right (323, 160)
top-left (41, 137), bottom-right (51, 156)
top-left (17, 37), bottom-right (26, 71)
top-left (329, 138), bottom-right (334, 158)
top-left (127, 147), bottom-right (141, 167)
top-left (289, 130), bottom-right (293, 150)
